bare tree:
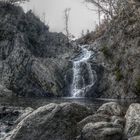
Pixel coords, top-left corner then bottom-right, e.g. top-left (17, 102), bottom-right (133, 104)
top-left (85, 0), bottom-right (121, 20)
top-left (86, 0), bottom-right (101, 25)
top-left (87, 0), bottom-right (136, 19)
top-left (64, 8), bottom-right (71, 45)
top-left (42, 12), bottom-right (46, 24)
top-left (81, 30), bottom-right (85, 37)
top-left (97, 0), bottom-right (101, 25)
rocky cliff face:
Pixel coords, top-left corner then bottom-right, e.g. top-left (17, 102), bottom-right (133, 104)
top-left (0, 2), bottom-right (75, 97)
top-left (91, 2), bottom-right (140, 98)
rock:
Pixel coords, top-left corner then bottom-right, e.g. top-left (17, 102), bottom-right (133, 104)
top-left (128, 136), bottom-right (140, 140)
top-left (125, 103), bottom-right (140, 139)
top-left (0, 2), bottom-right (75, 97)
top-left (15, 107), bottom-right (34, 124)
top-left (0, 85), bottom-right (13, 97)
top-left (111, 115), bottom-right (125, 126)
top-left (97, 102), bottom-right (124, 116)
top-left (7, 103), bottom-right (92, 140)
top-left (81, 122), bottom-right (123, 140)
top-left (0, 106), bottom-right (33, 139)
top-left (78, 114), bottom-right (125, 136)
top-left (91, 1), bottom-right (140, 99)
top-left (77, 102), bottom-right (125, 139)
top-left (77, 114), bottom-right (110, 133)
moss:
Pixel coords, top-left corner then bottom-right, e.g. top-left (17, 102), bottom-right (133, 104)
top-left (115, 68), bottom-right (123, 81)
top-left (135, 77), bottom-right (140, 94)
top-left (101, 46), bottom-right (112, 59)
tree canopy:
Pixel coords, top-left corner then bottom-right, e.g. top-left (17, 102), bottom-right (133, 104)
top-left (85, 0), bottom-right (127, 20)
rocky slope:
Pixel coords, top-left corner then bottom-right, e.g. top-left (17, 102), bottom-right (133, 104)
top-left (0, 2), bottom-right (75, 97)
top-left (86, 1), bottom-right (140, 98)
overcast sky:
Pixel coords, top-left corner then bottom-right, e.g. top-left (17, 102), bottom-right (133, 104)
top-left (23, 0), bottom-right (98, 38)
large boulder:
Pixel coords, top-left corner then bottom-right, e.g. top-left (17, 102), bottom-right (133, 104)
top-left (125, 103), bottom-right (140, 139)
top-left (97, 102), bottom-right (124, 116)
top-left (78, 102), bottom-right (125, 140)
top-left (128, 136), bottom-right (140, 140)
top-left (7, 103), bottom-right (92, 140)
top-left (80, 122), bottom-right (123, 140)
top-left (78, 113), bottom-right (110, 132)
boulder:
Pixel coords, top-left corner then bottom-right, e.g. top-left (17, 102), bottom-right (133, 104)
top-left (125, 103), bottom-right (140, 138)
top-left (77, 102), bottom-right (125, 140)
top-left (80, 122), bottom-right (123, 140)
top-left (97, 102), bottom-right (124, 116)
top-left (78, 114), bottom-right (125, 137)
top-left (128, 136), bottom-right (140, 140)
top-left (77, 113), bottom-right (110, 132)
top-left (7, 103), bottom-right (92, 140)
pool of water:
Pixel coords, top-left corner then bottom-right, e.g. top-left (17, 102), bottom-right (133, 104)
top-left (0, 96), bottom-right (140, 111)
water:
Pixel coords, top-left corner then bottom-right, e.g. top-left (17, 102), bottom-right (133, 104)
top-left (0, 97), bottom-right (103, 110)
top-left (0, 96), bottom-right (138, 109)
top-left (0, 96), bottom-right (140, 110)
top-left (71, 45), bottom-right (97, 97)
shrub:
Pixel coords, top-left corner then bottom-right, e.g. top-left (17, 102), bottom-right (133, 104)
top-left (101, 46), bottom-right (112, 58)
top-left (115, 68), bottom-right (123, 81)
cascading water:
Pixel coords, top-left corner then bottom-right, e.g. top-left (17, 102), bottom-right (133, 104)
top-left (71, 45), bottom-right (97, 97)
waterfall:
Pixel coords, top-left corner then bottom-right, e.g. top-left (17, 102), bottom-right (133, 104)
top-left (71, 45), bottom-right (97, 97)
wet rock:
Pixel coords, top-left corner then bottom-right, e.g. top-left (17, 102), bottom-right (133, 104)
top-left (125, 103), bottom-right (140, 139)
top-left (7, 103), bottom-right (92, 140)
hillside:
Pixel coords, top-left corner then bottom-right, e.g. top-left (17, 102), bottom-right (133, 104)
top-left (0, 2), bottom-right (75, 97)
top-left (81, 1), bottom-right (140, 98)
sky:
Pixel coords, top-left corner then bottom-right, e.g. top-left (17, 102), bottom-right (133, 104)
top-left (23, 0), bottom-right (98, 38)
